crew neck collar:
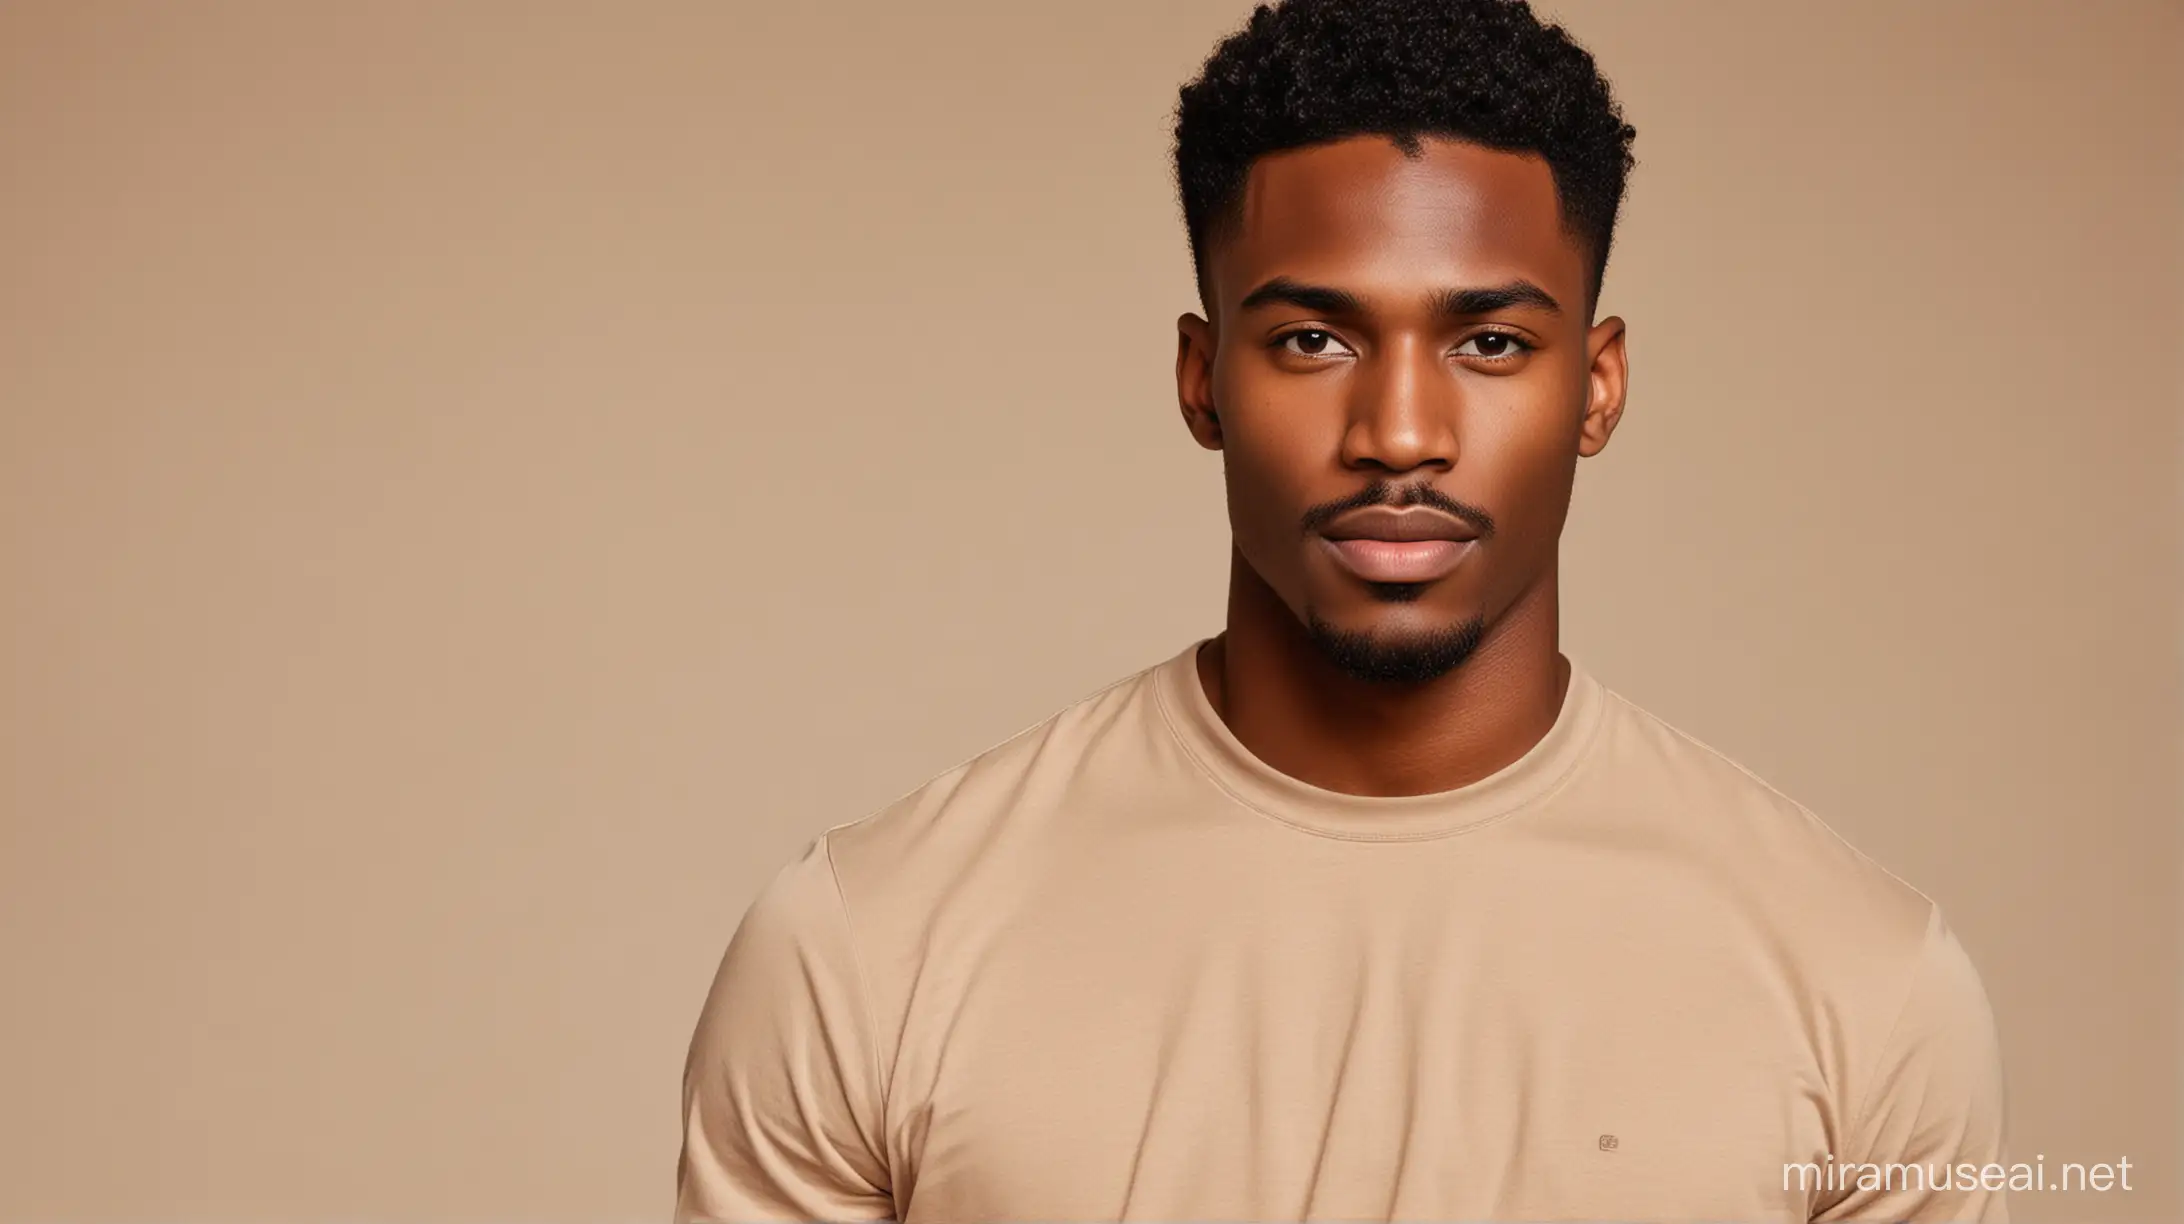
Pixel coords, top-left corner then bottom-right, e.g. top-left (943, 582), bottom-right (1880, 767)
top-left (1150, 635), bottom-right (1606, 842)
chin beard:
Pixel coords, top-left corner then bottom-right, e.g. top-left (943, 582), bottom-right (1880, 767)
top-left (1302, 606), bottom-right (1488, 686)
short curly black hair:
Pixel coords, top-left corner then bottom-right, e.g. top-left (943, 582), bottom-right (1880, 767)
top-left (1173, 0), bottom-right (1637, 316)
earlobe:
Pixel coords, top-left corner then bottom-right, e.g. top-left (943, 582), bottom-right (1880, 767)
top-left (1189, 403), bottom-right (1225, 451)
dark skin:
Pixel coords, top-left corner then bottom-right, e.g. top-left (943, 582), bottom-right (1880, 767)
top-left (1175, 134), bottom-right (1629, 799)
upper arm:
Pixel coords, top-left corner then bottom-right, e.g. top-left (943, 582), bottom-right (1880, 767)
top-left (676, 834), bottom-right (895, 1223)
top-left (1812, 904), bottom-right (2010, 1223)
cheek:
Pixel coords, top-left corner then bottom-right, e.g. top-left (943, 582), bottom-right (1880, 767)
top-left (1214, 427), bottom-right (1335, 592)
top-left (1468, 416), bottom-right (1581, 549)
top-left (1476, 411), bottom-right (1576, 480)
top-left (1218, 432), bottom-right (1303, 538)
top-left (1210, 371), bottom-right (1308, 506)
top-left (1212, 367), bottom-right (1345, 496)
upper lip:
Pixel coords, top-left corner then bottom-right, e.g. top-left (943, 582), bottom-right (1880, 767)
top-left (1321, 507), bottom-right (1479, 543)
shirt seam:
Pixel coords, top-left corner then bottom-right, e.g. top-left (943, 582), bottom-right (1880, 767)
top-left (817, 828), bottom-right (896, 1197)
top-left (845, 665), bottom-right (1153, 827)
top-left (1606, 685), bottom-right (1949, 1165)
top-left (1603, 685), bottom-right (1942, 910)
top-left (1834, 899), bottom-right (1940, 1165)
top-left (798, 660), bottom-right (1158, 1158)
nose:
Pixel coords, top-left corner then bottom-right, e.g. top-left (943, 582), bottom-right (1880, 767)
top-left (1339, 332), bottom-right (1460, 474)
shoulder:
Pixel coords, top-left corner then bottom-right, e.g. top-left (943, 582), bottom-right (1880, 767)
top-left (1587, 678), bottom-right (1941, 938)
top-left (1583, 680), bottom-right (2007, 1122)
top-left (1573, 678), bottom-right (1960, 1048)
top-left (814, 653), bottom-right (1166, 911)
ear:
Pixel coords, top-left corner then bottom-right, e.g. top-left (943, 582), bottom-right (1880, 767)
top-left (1577, 314), bottom-right (1628, 458)
top-left (1176, 312), bottom-right (1222, 450)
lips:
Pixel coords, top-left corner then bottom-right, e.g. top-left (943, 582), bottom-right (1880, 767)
top-left (1318, 536), bottom-right (1474, 582)
top-left (1320, 506), bottom-right (1479, 543)
top-left (1317, 507), bottom-right (1480, 582)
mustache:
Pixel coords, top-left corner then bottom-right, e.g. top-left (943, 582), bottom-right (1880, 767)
top-left (1300, 478), bottom-right (1496, 540)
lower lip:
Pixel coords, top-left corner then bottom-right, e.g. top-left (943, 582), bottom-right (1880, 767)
top-left (1318, 536), bottom-right (1475, 583)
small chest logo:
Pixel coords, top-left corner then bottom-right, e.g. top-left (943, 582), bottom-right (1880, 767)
top-left (1598, 1134), bottom-right (1619, 1151)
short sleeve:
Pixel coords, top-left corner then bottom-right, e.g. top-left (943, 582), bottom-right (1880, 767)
top-left (1813, 904), bottom-right (2010, 1222)
top-left (676, 834), bottom-right (896, 1223)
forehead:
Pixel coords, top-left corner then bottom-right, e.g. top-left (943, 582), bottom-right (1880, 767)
top-left (1216, 135), bottom-right (1583, 314)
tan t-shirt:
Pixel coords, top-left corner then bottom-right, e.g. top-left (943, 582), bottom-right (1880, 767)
top-left (677, 638), bottom-right (2009, 1222)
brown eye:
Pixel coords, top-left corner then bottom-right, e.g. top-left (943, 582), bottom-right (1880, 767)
top-left (1277, 329), bottom-right (1354, 358)
top-left (1455, 331), bottom-right (1532, 361)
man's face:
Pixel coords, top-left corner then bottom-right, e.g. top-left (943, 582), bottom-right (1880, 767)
top-left (1176, 134), bottom-right (1627, 684)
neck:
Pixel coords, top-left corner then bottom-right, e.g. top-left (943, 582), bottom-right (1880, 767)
top-left (1197, 545), bottom-right (1571, 799)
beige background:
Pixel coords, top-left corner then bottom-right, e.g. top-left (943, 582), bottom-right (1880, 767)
top-left (1, 1), bottom-right (2178, 1221)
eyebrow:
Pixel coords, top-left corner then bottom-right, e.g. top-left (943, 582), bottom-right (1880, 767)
top-left (1236, 276), bottom-right (1563, 319)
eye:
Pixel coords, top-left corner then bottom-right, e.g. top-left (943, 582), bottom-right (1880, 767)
top-left (1455, 331), bottom-right (1533, 361)
top-left (1274, 329), bottom-right (1355, 359)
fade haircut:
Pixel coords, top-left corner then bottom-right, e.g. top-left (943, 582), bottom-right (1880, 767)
top-left (1173, 0), bottom-right (1638, 317)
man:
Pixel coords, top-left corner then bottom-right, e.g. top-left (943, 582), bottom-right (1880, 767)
top-left (676, 0), bottom-right (2010, 1220)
